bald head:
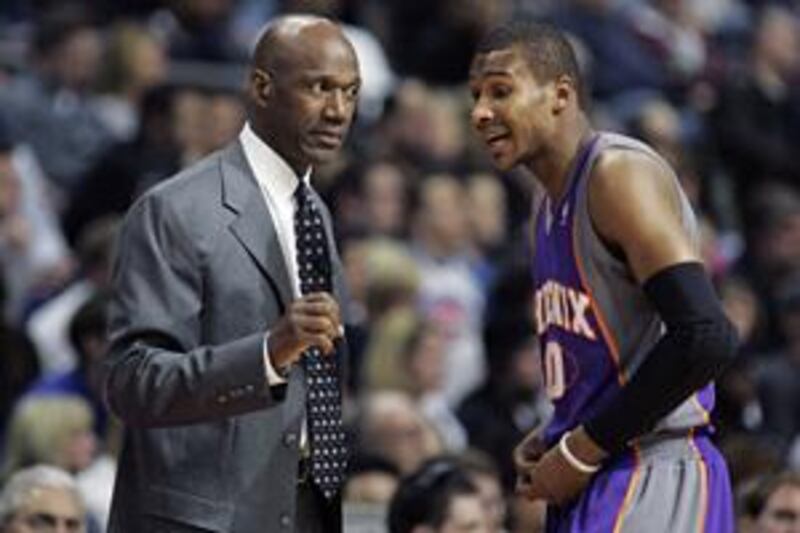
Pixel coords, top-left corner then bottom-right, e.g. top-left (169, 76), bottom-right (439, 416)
top-left (252, 15), bottom-right (352, 73)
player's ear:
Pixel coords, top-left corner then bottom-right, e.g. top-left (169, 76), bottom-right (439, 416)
top-left (249, 68), bottom-right (273, 106)
top-left (552, 75), bottom-right (572, 114)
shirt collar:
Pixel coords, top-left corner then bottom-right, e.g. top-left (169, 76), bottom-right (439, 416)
top-left (239, 122), bottom-right (311, 201)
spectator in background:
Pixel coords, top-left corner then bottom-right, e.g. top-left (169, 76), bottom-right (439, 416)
top-left (361, 161), bottom-right (410, 238)
top-left (713, 6), bottom-right (800, 204)
top-left (2, 396), bottom-right (96, 482)
top-left (2, 395), bottom-right (113, 530)
top-left (739, 471), bottom-right (800, 533)
top-left (382, 0), bottom-right (509, 85)
top-left (0, 465), bottom-right (87, 533)
top-left (457, 451), bottom-right (507, 533)
top-left (0, 119), bottom-right (74, 325)
top-left (345, 238), bottom-right (420, 394)
top-left (458, 317), bottom-right (547, 490)
top-left (0, 4), bottom-right (110, 190)
top-left (149, 0), bottom-right (245, 62)
top-left (344, 454), bottom-right (400, 506)
top-left (362, 308), bottom-right (467, 450)
top-left (62, 87), bottom-right (180, 245)
top-left (715, 276), bottom-right (765, 438)
top-left (26, 217), bottom-right (117, 374)
top-left (357, 391), bottom-right (443, 476)
top-left (92, 22), bottom-right (168, 142)
top-left (26, 292), bottom-right (111, 441)
top-left (0, 278), bottom-right (39, 446)
top-left (387, 457), bottom-right (490, 533)
top-left (756, 277), bottom-right (800, 453)
top-left (550, 0), bottom-right (669, 99)
top-left (458, 262), bottom-right (548, 490)
top-left (626, 0), bottom-right (709, 85)
top-left (465, 172), bottom-right (508, 290)
top-left (412, 174), bottom-right (486, 406)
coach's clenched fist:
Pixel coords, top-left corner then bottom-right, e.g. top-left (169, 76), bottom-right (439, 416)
top-left (267, 292), bottom-right (343, 373)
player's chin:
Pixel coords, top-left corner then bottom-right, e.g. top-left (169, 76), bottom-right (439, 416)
top-left (488, 148), bottom-right (518, 171)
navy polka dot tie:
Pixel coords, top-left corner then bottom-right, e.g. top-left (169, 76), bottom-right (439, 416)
top-left (294, 182), bottom-right (346, 500)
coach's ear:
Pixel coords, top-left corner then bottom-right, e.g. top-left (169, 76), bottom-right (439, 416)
top-left (249, 68), bottom-right (272, 107)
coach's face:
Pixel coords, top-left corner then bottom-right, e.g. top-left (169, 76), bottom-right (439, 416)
top-left (250, 23), bottom-right (360, 174)
top-left (469, 45), bottom-right (557, 171)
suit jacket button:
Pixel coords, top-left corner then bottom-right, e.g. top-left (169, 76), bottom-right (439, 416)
top-left (217, 395), bottom-right (228, 404)
top-left (245, 384), bottom-right (255, 393)
top-left (283, 432), bottom-right (297, 447)
top-left (280, 513), bottom-right (292, 528)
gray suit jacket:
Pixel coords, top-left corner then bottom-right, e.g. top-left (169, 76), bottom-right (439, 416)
top-left (103, 141), bottom-right (348, 532)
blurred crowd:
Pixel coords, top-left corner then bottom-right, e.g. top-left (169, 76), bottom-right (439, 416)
top-left (1, 0), bottom-right (800, 531)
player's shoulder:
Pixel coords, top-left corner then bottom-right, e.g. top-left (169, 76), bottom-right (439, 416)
top-left (590, 136), bottom-right (675, 204)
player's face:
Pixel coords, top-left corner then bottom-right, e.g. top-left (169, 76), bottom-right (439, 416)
top-left (469, 46), bottom-right (555, 171)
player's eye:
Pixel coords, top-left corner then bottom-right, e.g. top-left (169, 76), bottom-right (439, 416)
top-left (490, 84), bottom-right (512, 99)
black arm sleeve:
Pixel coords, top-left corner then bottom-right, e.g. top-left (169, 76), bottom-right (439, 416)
top-left (583, 262), bottom-right (739, 454)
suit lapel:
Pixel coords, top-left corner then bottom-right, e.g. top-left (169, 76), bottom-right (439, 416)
top-left (221, 142), bottom-right (293, 309)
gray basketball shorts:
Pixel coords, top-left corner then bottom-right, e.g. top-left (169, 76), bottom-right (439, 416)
top-left (546, 431), bottom-right (734, 532)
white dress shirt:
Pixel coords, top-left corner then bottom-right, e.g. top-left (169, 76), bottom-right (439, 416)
top-left (238, 123), bottom-right (311, 385)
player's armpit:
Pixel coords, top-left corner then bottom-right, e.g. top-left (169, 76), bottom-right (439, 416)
top-left (588, 149), bottom-right (698, 284)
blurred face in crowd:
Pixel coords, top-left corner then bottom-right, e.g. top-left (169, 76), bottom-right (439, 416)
top-left (5, 486), bottom-right (85, 533)
top-left (466, 174), bottom-right (506, 250)
top-left (406, 323), bottom-right (447, 395)
top-left (364, 395), bottom-right (442, 475)
top-left (55, 28), bottom-right (102, 91)
top-left (343, 471), bottom-right (399, 504)
top-left (470, 472), bottom-right (506, 532)
top-left (470, 45), bottom-right (559, 171)
top-left (127, 31), bottom-right (167, 91)
top-left (756, 9), bottom-right (800, 78)
top-left (249, 19), bottom-right (361, 175)
top-left (419, 176), bottom-right (469, 254)
top-left (757, 483), bottom-right (800, 533)
top-left (364, 163), bottom-right (407, 236)
top-left (59, 425), bottom-right (97, 474)
top-left (437, 493), bottom-right (491, 533)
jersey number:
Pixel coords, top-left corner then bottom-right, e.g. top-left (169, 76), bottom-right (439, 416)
top-left (544, 341), bottom-right (566, 399)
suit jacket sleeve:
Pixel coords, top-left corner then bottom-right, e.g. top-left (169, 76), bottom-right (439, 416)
top-left (103, 191), bottom-right (285, 428)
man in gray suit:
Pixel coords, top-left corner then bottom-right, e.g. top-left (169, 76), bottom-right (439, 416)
top-left (103, 15), bottom-right (360, 532)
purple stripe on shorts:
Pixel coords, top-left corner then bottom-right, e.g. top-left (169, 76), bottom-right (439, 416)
top-left (546, 450), bottom-right (638, 533)
top-left (692, 435), bottom-right (734, 533)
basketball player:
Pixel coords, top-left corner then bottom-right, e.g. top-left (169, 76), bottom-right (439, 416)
top-left (469, 21), bottom-right (737, 532)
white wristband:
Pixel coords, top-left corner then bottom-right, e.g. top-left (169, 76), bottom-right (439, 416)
top-left (558, 432), bottom-right (601, 474)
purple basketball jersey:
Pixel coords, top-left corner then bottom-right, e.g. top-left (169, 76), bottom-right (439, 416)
top-left (532, 132), bottom-right (715, 447)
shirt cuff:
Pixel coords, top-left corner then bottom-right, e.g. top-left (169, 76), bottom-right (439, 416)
top-left (263, 332), bottom-right (288, 385)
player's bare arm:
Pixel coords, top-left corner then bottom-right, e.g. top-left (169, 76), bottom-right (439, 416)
top-left (588, 148), bottom-right (699, 282)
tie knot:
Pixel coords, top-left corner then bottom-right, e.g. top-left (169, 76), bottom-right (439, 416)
top-left (294, 181), bottom-right (311, 207)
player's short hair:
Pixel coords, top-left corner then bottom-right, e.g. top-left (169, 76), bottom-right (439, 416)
top-left (476, 20), bottom-right (587, 110)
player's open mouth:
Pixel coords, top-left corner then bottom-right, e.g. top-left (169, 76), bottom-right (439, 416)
top-left (485, 132), bottom-right (510, 150)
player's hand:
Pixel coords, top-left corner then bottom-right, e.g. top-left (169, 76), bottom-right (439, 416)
top-left (517, 426), bottom-right (607, 506)
top-left (267, 292), bottom-right (343, 371)
top-left (513, 428), bottom-right (547, 495)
